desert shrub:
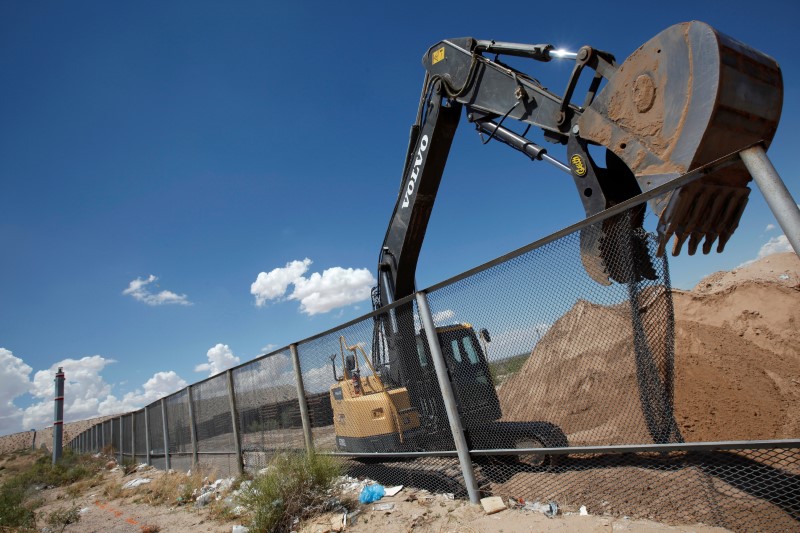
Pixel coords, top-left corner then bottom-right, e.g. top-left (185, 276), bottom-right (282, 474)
top-left (42, 505), bottom-right (80, 533)
top-left (240, 452), bottom-right (342, 533)
top-left (0, 449), bottom-right (102, 529)
top-left (0, 475), bottom-right (36, 530)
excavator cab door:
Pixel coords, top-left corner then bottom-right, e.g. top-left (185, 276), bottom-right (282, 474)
top-left (425, 325), bottom-right (502, 426)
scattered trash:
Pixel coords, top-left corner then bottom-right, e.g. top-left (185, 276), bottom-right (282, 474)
top-left (231, 526), bottom-right (250, 533)
top-left (359, 484), bottom-right (385, 503)
top-left (345, 509), bottom-right (360, 526)
top-left (79, 507), bottom-right (90, 515)
top-left (195, 491), bottom-right (214, 508)
top-left (383, 485), bottom-right (403, 497)
top-left (579, 505), bottom-right (588, 516)
top-left (480, 496), bottom-right (507, 515)
top-left (522, 501), bottom-right (548, 513)
top-left (373, 503), bottom-right (395, 512)
top-left (520, 500), bottom-right (558, 517)
top-left (122, 478), bottom-right (151, 489)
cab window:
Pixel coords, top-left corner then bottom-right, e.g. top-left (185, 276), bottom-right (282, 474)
top-left (415, 336), bottom-right (429, 367)
top-left (461, 337), bottom-right (480, 364)
top-left (449, 339), bottom-right (463, 363)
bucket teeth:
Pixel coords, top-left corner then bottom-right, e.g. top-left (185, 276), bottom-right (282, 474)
top-left (657, 182), bottom-right (750, 258)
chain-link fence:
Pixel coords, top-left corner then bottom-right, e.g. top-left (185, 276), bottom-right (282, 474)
top-left (67, 188), bottom-right (800, 531)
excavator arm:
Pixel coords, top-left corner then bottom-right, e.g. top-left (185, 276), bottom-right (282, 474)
top-left (377, 22), bottom-right (783, 307)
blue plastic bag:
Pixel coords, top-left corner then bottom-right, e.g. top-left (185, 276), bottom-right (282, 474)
top-left (359, 483), bottom-right (385, 503)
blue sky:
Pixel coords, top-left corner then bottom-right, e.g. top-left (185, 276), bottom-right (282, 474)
top-left (1, 0), bottom-right (797, 435)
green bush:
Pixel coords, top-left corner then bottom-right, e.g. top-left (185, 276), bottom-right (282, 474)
top-left (240, 452), bottom-right (342, 533)
top-left (0, 449), bottom-right (102, 530)
top-left (0, 475), bottom-right (37, 530)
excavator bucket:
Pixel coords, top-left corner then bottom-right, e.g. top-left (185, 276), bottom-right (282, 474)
top-left (579, 21), bottom-right (783, 258)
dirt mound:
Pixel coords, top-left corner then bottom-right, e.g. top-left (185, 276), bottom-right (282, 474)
top-left (498, 286), bottom-right (675, 445)
top-left (672, 253), bottom-right (800, 441)
top-left (498, 252), bottom-right (799, 445)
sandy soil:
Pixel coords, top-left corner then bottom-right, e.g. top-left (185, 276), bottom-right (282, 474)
top-left (498, 252), bottom-right (800, 445)
top-left (29, 459), bottom-right (732, 533)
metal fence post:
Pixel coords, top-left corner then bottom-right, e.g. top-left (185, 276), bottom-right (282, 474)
top-left (131, 413), bottom-right (136, 463)
top-left (110, 418), bottom-right (115, 456)
top-left (187, 387), bottom-right (199, 467)
top-left (101, 421), bottom-right (105, 451)
top-left (416, 290), bottom-right (481, 504)
top-left (290, 344), bottom-right (314, 454)
top-left (118, 415), bottom-right (124, 463)
top-left (144, 407), bottom-right (151, 466)
top-left (226, 369), bottom-right (244, 475)
top-left (740, 145), bottom-right (800, 256)
top-left (160, 399), bottom-right (171, 470)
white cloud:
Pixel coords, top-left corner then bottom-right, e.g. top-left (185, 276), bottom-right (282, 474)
top-left (98, 371), bottom-right (187, 414)
top-left (195, 343), bottom-right (241, 376)
top-left (251, 258), bottom-right (376, 315)
top-left (123, 274), bottom-right (191, 306)
top-left (250, 259), bottom-right (311, 306)
top-left (431, 309), bottom-right (455, 325)
top-left (0, 348), bottom-right (33, 434)
top-left (757, 234), bottom-right (792, 258)
top-left (0, 349), bottom-right (188, 436)
top-left (260, 343), bottom-right (277, 354)
top-left (765, 223), bottom-right (776, 232)
top-left (289, 267), bottom-right (376, 315)
top-left (738, 234), bottom-right (793, 268)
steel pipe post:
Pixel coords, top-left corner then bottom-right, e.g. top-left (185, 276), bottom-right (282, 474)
top-left (416, 291), bottom-right (481, 504)
top-left (118, 416), bottom-right (124, 463)
top-left (226, 369), bottom-right (244, 475)
top-left (741, 145), bottom-right (800, 256)
top-left (160, 399), bottom-right (171, 470)
top-left (186, 387), bottom-right (199, 467)
top-left (144, 407), bottom-right (151, 465)
top-left (131, 413), bottom-right (136, 463)
top-left (290, 344), bottom-right (315, 454)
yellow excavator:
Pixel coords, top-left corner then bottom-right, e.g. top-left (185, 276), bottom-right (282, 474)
top-left (330, 21), bottom-right (783, 461)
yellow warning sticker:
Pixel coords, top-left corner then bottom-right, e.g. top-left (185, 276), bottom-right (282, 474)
top-left (432, 47), bottom-right (445, 65)
top-left (571, 154), bottom-right (587, 176)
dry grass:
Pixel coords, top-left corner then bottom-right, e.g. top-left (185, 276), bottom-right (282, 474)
top-left (134, 464), bottom-right (217, 506)
top-left (102, 477), bottom-right (123, 500)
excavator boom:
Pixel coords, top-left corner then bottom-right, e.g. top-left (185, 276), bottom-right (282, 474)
top-left (378, 21), bottom-right (783, 300)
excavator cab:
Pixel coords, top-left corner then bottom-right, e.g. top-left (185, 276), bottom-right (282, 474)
top-left (332, 324), bottom-right (501, 452)
top-left (415, 324), bottom-right (501, 426)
